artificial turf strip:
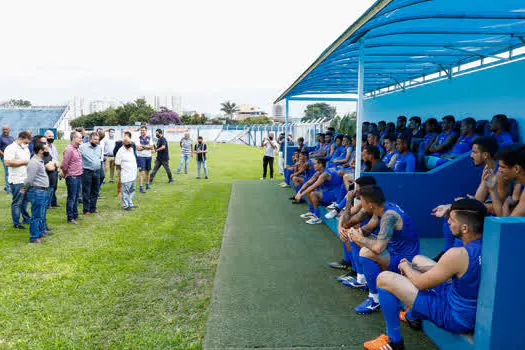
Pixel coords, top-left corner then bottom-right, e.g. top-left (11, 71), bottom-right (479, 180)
top-left (204, 181), bottom-right (437, 350)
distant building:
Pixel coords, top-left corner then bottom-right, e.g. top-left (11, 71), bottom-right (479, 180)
top-left (141, 95), bottom-right (183, 115)
top-left (234, 104), bottom-right (267, 121)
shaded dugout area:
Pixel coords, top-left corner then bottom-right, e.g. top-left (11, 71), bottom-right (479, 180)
top-left (204, 181), bottom-right (436, 349)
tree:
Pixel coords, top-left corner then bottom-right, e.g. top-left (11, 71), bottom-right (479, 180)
top-left (150, 107), bottom-right (182, 125)
top-left (239, 116), bottom-right (273, 124)
top-left (220, 101), bottom-right (239, 119)
top-left (302, 103), bottom-right (336, 122)
top-left (70, 98), bottom-right (156, 127)
top-left (338, 112), bottom-right (357, 135)
top-left (1, 99), bottom-right (32, 107)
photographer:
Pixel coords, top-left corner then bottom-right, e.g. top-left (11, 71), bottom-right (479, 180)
top-left (261, 133), bottom-right (278, 180)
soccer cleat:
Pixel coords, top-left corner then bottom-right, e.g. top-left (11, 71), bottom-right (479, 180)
top-left (306, 217), bottom-right (322, 225)
top-left (399, 308), bottom-right (422, 331)
top-left (140, 189), bottom-right (146, 193)
top-left (354, 297), bottom-right (381, 314)
top-left (300, 212), bottom-right (316, 219)
top-left (327, 202), bottom-right (338, 210)
top-left (289, 196), bottom-right (296, 200)
top-left (325, 209), bottom-right (339, 219)
top-left (168, 180), bottom-right (174, 184)
top-left (341, 277), bottom-right (368, 290)
top-left (337, 270), bottom-right (357, 282)
top-left (364, 334), bottom-right (405, 350)
top-left (279, 182), bottom-right (286, 186)
top-left (328, 260), bottom-right (352, 270)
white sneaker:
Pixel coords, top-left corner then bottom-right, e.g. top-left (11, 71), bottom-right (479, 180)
top-left (325, 209), bottom-right (338, 219)
top-left (260, 177), bottom-right (266, 180)
top-left (306, 217), bottom-right (323, 225)
top-left (326, 202), bottom-right (337, 210)
top-left (300, 212), bottom-right (316, 219)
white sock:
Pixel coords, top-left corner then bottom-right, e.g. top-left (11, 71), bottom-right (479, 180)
top-left (357, 273), bottom-right (366, 284)
top-left (369, 293), bottom-right (379, 303)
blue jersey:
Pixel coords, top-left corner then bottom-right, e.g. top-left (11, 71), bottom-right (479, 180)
top-left (393, 152), bottom-right (416, 172)
top-left (449, 134), bottom-right (478, 156)
top-left (447, 238), bottom-right (482, 330)
top-left (382, 150), bottom-right (399, 165)
top-left (491, 131), bottom-right (513, 147)
top-left (319, 169), bottom-right (342, 192)
top-left (379, 202), bottom-right (420, 258)
top-left (422, 132), bottom-right (438, 147)
top-left (318, 143), bottom-right (331, 157)
top-left (431, 130), bottom-right (458, 156)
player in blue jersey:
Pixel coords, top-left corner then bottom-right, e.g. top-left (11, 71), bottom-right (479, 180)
top-left (490, 114), bottom-right (513, 147)
top-left (295, 158), bottom-right (342, 224)
top-left (367, 132), bottom-right (384, 159)
top-left (363, 198), bottom-right (486, 350)
top-left (326, 135), bottom-right (345, 166)
top-left (425, 115), bottom-right (458, 168)
top-left (290, 151), bottom-right (313, 203)
top-left (344, 185), bottom-right (420, 315)
top-left (431, 118), bottom-right (478, 168)
top-left (381, 135), bottom-right (399, 170)
top-left (393, 135), bottom-right (416, 172)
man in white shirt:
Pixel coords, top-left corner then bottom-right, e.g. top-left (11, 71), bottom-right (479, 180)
top-left (4, 131), bottom-right (32, 228)
top-left (261, 133), bottom-right (278, 180)
top-left (115, 137), bottom-right (138, 211)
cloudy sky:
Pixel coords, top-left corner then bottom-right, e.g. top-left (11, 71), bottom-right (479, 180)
top-left (0, 0), bottom-right (375, 116)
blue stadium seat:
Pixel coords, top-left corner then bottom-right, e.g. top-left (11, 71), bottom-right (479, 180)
top-left (475, 120), bottom-right (489, 136)
top-left (0, 107), bottom-right (66, 132)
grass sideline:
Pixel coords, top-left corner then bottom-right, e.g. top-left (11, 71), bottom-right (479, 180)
top-left (0, 141), bottom-right (270, 349)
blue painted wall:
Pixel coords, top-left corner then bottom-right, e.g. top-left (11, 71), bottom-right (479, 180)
top-left (364, 59), bottom-right (525, 142)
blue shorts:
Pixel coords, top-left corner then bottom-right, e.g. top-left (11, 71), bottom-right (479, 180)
top-left (412, 282), bottom-right (475, 333)
top-left (137, 157), bottom-right (152, 171)
top-left (320, 190), bottom-right (337, 205)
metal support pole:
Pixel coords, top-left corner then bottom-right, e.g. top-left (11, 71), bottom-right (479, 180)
top-left (284, 99), bottom-right (289, 167)
top-left (355, 39), bottom-right (365, 180)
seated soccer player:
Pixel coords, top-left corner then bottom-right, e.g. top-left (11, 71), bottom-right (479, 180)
top-left (367, 132), bottom-right (384, 159)
top-left (484, 144), bottom-right (525, 216)
top-left (378, 121), bottom-right (387, 140)
top-left (328, 176), bottom-right (377, 281)
top-left (344, 185), bottom-right (420, 315)
top-left (363, 198), bottom-right (486, 350)
top-left (396, 116), bottom-right (410, 139)
top-left (425, 115), bottom-right (458, 168)
top-left (281, 150), bottom-right (301, 187)
top-left (329, 135), bottom-right (352, 169)
top-left (363, 145), bottom-right (392, 172)
top-left (430, 117), bottom-right (478, 168)
top-left (489, 114), bottom-right (513, 147)
top-left (336, 135), bottom-right (357, 174)
top-left (310, 134), bottom-right (329, 159)
top-left (380, 122), bottom-right (396, 145)
top-left (290, 151), bottom-right (312, 202)
top-left (295, 158), bottom-right (342, 224)
top-left (408, 116), bottom-right (424, 139)
top-left (393, 136), bottom-right (416, 172)
top-left (326, 135), bottom-right (345, 165)
top-left (381, 135), bottom-right (399, 169)
top-left (296, 137), bottom-right (307, 153)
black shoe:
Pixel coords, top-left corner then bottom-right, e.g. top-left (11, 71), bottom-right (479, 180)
top-left (329, 260), bottom-right (352, 270)
top-left (131, 205), bottom-right (139, 209)
top-left (168, 180), bottom-right (174, 184)
top-left (400, 309), bottom-right (422, 331)
top-left (205, 176), bottom-right (208, 179)
top-left (109, 180), bottom-right (114, 184)
top-left (196, 177), bottom-right (201, 179)
top-left (123, 207), bottom-right (132, 211)
top-left (289, 196), bottom-right (296, 200)
top-left (52, 204), bottom-right (61, 208)
top-left (14, 224), bottom-right (25, 229)
top-left (291, 199), bottom-right (305, 204)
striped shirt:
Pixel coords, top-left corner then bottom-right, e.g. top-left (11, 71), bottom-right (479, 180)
top-left (180, 138), bottom-right (193, 156)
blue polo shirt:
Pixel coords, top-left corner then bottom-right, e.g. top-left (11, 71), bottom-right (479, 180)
top-left (0, 134), bottom-right (14, 152)
top-left (394, 152), bottom-right (416, 172)
top-left (491, 131), bottom-right (513, 147)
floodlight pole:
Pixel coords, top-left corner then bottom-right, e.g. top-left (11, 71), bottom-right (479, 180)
top-left (355, 39), bottom-right (365, 180)
top-left (284, 99), bottom-right (289, 169)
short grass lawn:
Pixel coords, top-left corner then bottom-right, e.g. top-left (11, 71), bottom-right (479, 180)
top-left (0, 142), bottom-right (276, 349)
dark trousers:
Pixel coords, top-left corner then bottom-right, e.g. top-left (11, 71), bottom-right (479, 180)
top-left (82, 169), bottom-right (100, 214)
top-left (51, 170), bottom-right (58, 207)
top-left (262, 156), bottom-right (274, 179)
top-left (150, 159), bottom-right (173, 182)
top-left (66, 176), bottom-right (81, 221)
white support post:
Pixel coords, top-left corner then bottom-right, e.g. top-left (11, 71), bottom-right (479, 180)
top-left (284, 99), bottom-right (289, 169)
top-left (355, 39), bottom-right (365, 180)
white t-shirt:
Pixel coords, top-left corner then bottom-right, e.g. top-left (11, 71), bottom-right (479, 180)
top-left (263, 139), bottom-right (278, 158)
top-left (115, 146), bottom-right (137, 183)
top-left (4, 141), bottom-right (30, 184)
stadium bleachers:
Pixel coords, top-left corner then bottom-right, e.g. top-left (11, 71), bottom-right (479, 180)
top-left (0, 107), bottom-right (66, 133)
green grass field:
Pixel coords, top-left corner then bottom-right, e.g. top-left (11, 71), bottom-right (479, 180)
top-left (0, 142), bottom-right (269, 349)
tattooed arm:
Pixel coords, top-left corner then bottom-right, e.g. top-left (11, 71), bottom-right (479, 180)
top-left (351, 210), bottom-right (399, 254)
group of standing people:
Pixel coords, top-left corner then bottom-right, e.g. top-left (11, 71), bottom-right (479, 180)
top-left (1, 125), bottom-right (210, 243)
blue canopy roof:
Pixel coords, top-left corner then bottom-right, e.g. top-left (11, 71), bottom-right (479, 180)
top-left (275, 0), bottom-right (525, 102)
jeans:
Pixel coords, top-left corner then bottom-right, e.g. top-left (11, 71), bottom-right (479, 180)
top-left (121, 180), bottom-right (135, 209)
top-left (66, 176), bottom-right (81, 221)
top-left (262, 156), bottom-right (274, 179)
top-left (82, 169), bottom-right (100, 214)
top-left (26, 188), bottom-right (47, 242)
top-left (51, 171), bottom-right (58, 207)
top-left (1, 156), bottom-right (10, 193)
top-left (197, 160), bottom-right (208, 178)
top-left (177, 154), bottom-right (191, 174)
top-left (99, 161), bottom-right (105, 185)
top-left (44, 187), bottom-right (54, 230)
top-left (150, 159), bottom-right (173, 182)
top-left (9, 183), bottom-right (30, 226)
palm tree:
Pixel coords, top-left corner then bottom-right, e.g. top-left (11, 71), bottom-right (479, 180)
top-left (220, 101), bottom-right (239, 120)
